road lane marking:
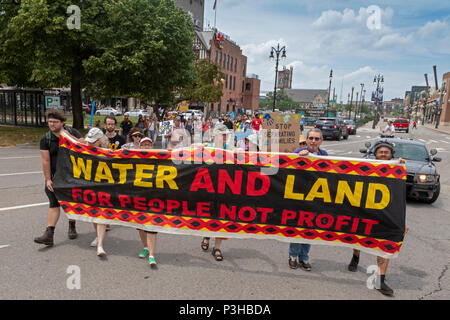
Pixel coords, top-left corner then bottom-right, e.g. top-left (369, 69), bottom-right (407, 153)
top-left (0, 202), bottom-right (47, 212)
top-left (0, 156), bottom-right (40, 160)
top-left (0, 245), bottom-right (10, 249)
top-left (0, 171), bottom-right (41, 177)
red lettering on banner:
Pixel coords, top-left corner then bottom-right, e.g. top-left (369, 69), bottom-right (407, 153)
top-left (98, 192), bottom-right (113, 207)
top-left (335, 215), bottom-right (352, 231)
top-left (316, 214), bottom-right (334, 229)
top-left (220, 204), bottom-right (237, 221)
top-left (298, 211), bottom-right (315, 227)
top-left (281, 210), bottom-right (297, 225)
top-left (190, 168), bottom-right (215, 193)
top-left (133, 197), bottom-right (147, 211)
top-left (119, 195), bottom-right (131, 208)
top-left (238, 207), bottom-right (257, 222)
top-left (247, 172), bottom-right (270, 196)
top-left (149, 199), bottom-right (164, 212)
top-left (196, 202), bottom-right (211, 217)
top-left (182, 201), bottom-right (195, 216)
top-left (257, 207), bottom-right (273, 223)
top-left (351, 218), bottom-right (360, 233)
top-left (83, 190), bottom-right (97, 205)
top-left (218, 170), bottom-right (242, 195)
top-left (167, 200), bottom-right (180, 214)
top-left (362, 219), bottom-right (379, 235)
top-left (72, 188), bottom-right (82, 202)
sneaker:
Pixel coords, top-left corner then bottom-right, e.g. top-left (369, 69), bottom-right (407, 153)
top-left (90, 237), bottom-right (98, 247)
top-left (299, 260), bottom-right (312, 271)
top-left (348, 255), bottom-right (359, 272)
top-left (377, 280), bottom-right (394, 297)
top-left (97, 247), bottom-right (107, 257)
top-left (68, 221), bottom-right (78, 240)
top-left (148, 256), bottom-right (157, 267)
top-left (139, 249), bottom-right (149, 259)
top-left (288, 256), bottom-right (298, 269)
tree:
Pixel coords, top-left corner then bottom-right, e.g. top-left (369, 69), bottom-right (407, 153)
top-left (261, 90), bottom-right (300, 111)
top-left (0, 0), bottom-right (196, 129)
top-left (178, 59), bottom-right (224, 115)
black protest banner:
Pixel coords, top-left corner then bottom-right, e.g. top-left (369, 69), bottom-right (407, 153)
top-left (53, 135), bottom-right (407, 258)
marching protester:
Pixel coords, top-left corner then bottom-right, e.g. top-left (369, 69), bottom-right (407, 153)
top-left (104, 116), bottom-right (126, 150)
top-left (135, 115), bottom-right (147, 135)
top-left (136, 137), bottom-right (158, 267)
top-left (120, 113), bottom-right (134, 138)
top-left (165, 116), bottom-right (187, 150)
top-left (81, 128), bottom-right (110, 257)
top-left (200, 124), bottom-right (233, 261)
top-left (147, 116), bottom-right (158, 143)
top-left (347, 140), bottom-right (408, 297)
top-left (34, 109), bottom-right (83, 247)
top-left (298, 135), bottom-right (307, 148)
top-left (288, 128), bottom-right (328, 271)
top-left (122, 128), bottom-right (144, 150)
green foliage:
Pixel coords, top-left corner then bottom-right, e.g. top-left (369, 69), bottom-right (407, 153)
top-left (179, 59), bottom-right (224, 104)
top-left (261, 90), bottom-right (300, 111)
top-left (0, 0), bottom-right (197, 128)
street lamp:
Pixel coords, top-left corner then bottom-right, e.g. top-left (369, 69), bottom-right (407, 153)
top-left (356, 83), bottom-right (365, 122)
top-left (327, 69), bottom-right (333, 114)
top-left (372, 74), bottom-right (384, 129)
top-left (349, 86), bottom-right (354, 120)
top-left (269, 44), bottom-right (286, 112)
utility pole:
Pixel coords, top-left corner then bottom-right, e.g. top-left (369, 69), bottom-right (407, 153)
top-left (372, 74), bottom-right (384, 129)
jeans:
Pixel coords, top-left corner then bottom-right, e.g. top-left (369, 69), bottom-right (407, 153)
top-left (289, 243), bottom-right (311, 262)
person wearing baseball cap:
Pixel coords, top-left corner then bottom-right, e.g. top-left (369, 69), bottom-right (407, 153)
top-left (348, 139), bottom-right (407, 297)
top-left (85, 127), bottom-right (105, 145)
top-left (139, 137), bottom-right (153, 149)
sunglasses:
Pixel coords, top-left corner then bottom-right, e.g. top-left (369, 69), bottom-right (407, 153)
top-left (132, 134), bottom-right (144, 138)
top-left (308, 137), bottom-right (321, 141)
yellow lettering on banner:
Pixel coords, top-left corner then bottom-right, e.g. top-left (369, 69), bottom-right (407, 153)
top-left (335, 181), bottom-right (364, 207)
top-left (70, 155), bottom-right (92, 181)
top-left (94, 162), bottom-right (114, 184)
top-left (365, 183), bottom-right (390, 210)
top-left (134, 164), bottom-right (155, 188)
top-left (284, 175), bottom-right (304, 200)
top-left (112, 163), bottom-right (133, 184)
top-left (156, 166), bottom-right (179, 190)
top-left (305, 178), bottom-right (332, 203)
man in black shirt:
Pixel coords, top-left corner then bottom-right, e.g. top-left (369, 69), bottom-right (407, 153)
top-left (104, 116), bottom-right (126, 150)
top-left (34, 109), bottom-right (82, 246)
top-left (120, 114), bottom-right (133, 137)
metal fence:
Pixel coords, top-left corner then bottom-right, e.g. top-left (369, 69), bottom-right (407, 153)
top-left (0, 88), bottom-right (47, 127)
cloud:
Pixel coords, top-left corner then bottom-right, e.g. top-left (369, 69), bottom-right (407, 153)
top-left (373, 33), bottom-right (414, 49)
top-left (417, 20), bottom-right (449, 38)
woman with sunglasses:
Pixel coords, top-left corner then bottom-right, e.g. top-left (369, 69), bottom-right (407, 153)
top-left (122, 128), bottom-right (145, 150)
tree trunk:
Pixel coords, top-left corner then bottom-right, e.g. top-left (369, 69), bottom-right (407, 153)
top-left (71, 62), bottom-right (83, 130)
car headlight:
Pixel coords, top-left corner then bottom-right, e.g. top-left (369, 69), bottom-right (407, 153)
top-left (418, 175), bottom-right (435, 183)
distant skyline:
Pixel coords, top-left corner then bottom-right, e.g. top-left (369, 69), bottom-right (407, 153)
top-left (204, 0), bottom-right (450, 102)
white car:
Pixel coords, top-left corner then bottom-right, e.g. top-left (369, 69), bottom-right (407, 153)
top-left (124, 109), bottom-right (150, 118)
top-left (95, 107), bottom-right (122, 116)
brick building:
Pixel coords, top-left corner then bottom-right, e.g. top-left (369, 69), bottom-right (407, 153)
top-left (278, 66), bottom-right (293, 90)
top-left (174, 0), bottom-right (204, 31)
top-left (438, 72), bottom-right (450, 125)
top-left (194, 29), bottom-right (260, 116)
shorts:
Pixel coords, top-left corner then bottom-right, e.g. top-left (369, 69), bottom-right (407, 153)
top-left (45, 186), bottom-right (60, 208)
top-left (136, 228), bottom-right (157, 234)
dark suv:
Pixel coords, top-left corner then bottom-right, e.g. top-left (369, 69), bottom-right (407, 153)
top-left (314, 117), bottom-right (349, 141)
top-left (360, 138), bottom-right (441, 204)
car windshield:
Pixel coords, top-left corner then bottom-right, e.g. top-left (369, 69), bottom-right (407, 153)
top-left (344, 120), bottom-right (354, 125)
top-left (375, 143), bottom-right (429, 162)
top-left (317, 118), bottom-right (335, 124)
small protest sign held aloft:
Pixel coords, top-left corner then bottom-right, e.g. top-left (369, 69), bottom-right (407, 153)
top-left (261, 112), bottom-right (301, 153)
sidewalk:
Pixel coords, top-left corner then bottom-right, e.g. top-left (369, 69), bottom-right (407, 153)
top-left (423, 123), bottom-right (450, 135)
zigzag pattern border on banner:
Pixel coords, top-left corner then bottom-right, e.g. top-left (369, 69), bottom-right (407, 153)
top-left (60, 201), bottom-right (403, 255)
top-left (59, 136), bottom-right (407, 179)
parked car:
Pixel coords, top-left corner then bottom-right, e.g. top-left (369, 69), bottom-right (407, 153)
top-left (343, 119), bottom-right (357, 135)
top-left (360, 138), bottom-right (441, 204)
top-left (95, 107), bottom-right (122, 117)
top-left (393, 118), bottom-right (410, 133)
top-left (124, 109), bottom-right (150, 118)
top-left (314, 117), bottom-right (349, 141)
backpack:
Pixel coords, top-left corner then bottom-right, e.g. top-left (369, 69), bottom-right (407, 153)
top-left (45, 126), bottom-right (77, 149)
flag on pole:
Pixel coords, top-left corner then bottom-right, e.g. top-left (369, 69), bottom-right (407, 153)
top-left (213, 0), bottom-right (217, 10)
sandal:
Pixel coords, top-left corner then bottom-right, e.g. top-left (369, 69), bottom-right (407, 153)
top-left (212, 248), bottom-right (223, 261)
top-left (201, 238), bottom-right (210, 251)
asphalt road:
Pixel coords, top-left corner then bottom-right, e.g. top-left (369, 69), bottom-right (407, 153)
top-left (0, 124), bottom-right (449, 300)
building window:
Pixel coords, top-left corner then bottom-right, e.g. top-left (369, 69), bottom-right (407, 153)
top-left (246, 83), bottom-right (251, 91)
top-left (215, 50), bottom-right (218, 63)
top-left (235, 59), bottom-right (237, 72)
top-left (225, 75), bottom-right (228, 89)
top-left (230, 57), bottom-right (233, 72)
top-left (243, 64), bottom-right (246, 77)
top-left (233, 76), bottom-right (236, 91)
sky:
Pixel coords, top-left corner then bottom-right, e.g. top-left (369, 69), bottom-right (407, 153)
top-left (203, 0), bottom-right (450, 102)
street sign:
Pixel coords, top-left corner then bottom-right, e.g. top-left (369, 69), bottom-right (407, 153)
top-left (45, 96), bottom-right (61, 109)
